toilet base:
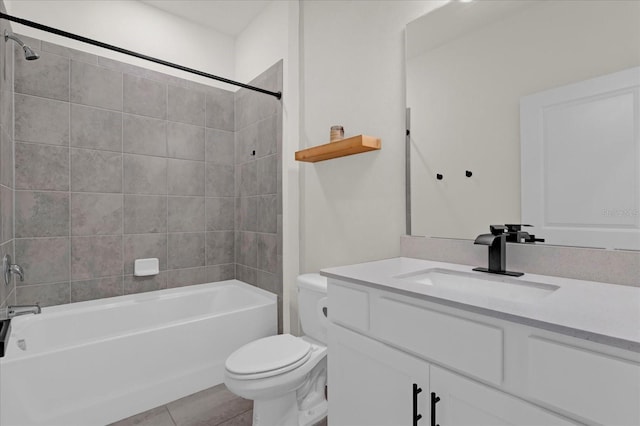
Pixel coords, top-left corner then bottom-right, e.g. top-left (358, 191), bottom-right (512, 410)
top-left (253, 392), bottom-right (299, 426)
top-left (298, 399), bottom-right (327, 426)
top-left (249, 358), bottom-right (327, 426)
top-left (252, 393), bottom-right (327, 426)
top-left (296, 357), bottom-right (327, 426)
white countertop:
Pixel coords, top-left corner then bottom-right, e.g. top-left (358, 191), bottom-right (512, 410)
top-left (321, 257), bottom-right (640, 352)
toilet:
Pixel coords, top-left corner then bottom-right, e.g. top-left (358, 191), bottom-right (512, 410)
top-left (224, 274), bottom-right (328, 426)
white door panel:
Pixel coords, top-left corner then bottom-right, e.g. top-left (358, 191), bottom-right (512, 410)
top-left (521, 67), bottom-right (640, 249)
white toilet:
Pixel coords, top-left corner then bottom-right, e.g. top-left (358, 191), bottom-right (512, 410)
top-left (224, 274), bottom-right (328, 426)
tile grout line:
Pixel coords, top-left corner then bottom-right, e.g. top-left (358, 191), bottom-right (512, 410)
top-left (166, 81), bottom-right (169, 288)
top-left (121, 68), bottom-right (125, 296)
top-left (15, 139), bottom-right (206, 162)
top-left (214, 406), bottom-right (253, 426)
top-left (13, 190), bottom-right (234, 199)
top-left (17, 263), bottom-right (238, 288)
top-left (10, 39), bottom-right (16, 304)
top-left (233, 90), bottom-right (238, 280)
top-left (164, 404), bottom-right (178, 426)
top-left (67, 55), bottom-right (72, 303)
top-left (204, 91), bottom-right (207, 282)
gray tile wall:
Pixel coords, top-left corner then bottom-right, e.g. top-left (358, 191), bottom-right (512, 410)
top-left (10, 36), bottom-right (263, 307)
top-left (0, 6), bottom-right (16, 309)
top-left (234, 62), bottom-right (283, 332)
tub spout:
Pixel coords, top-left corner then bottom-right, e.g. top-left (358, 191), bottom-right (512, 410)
top-left (7, 304), bottom-right (41, 318)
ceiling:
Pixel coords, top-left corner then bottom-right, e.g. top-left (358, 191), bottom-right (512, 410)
top-left (140, 0), bottom-right (273, 36)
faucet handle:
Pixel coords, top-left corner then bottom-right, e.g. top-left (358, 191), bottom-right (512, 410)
top-left (503, 224), bottom-right (544, 243)
top-left (524, 234), bottom-right (545, 243)
top-left (3, 255), bottom-right (25, 284)
top-left (10, 264), bottom-right (24, 282)
top-left (505, 224), bottom-right (532, 233)
top-left (489, 225), bottom-right (507, 235)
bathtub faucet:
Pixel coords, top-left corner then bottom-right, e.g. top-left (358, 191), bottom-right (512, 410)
top-left (7, 304), bottom-right (41, 318)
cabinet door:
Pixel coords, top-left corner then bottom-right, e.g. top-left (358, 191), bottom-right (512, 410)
top-left (329, 324), bottom-right (430, 426)
top-left (430, 365), bottom-right (576, 426)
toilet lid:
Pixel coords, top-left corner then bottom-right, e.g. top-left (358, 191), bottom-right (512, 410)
top-left (226, 334), bottom-right (312, 376)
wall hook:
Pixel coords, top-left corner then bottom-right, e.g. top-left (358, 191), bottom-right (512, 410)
top-left (436, 174), bottom-right (443, 180)
top-left (465, 170), bottom-right (473, 177)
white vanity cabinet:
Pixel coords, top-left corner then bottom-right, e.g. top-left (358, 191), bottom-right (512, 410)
top-left (327, 278), bottom-right (640, 426)
top-left (329, 324), bottom-right (429, 426)
top-left (429, 365), bottom-right (574, 426)
top-left (329, 324), bottom-right (574, 426)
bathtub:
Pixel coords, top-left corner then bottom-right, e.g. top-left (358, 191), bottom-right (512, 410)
top-left (0, 280), bottom-right (277, 426)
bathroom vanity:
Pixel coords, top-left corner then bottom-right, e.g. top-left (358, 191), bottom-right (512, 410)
top-left (322, 258), bottom-right (640, 426)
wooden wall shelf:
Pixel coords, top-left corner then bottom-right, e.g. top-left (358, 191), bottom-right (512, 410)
top-left (295, 135), bottom-right (381, 163)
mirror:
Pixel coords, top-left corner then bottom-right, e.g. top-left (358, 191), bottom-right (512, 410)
top-left (406, 0), bottom-right (640, 249)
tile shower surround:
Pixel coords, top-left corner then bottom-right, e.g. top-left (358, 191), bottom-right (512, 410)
top-left (234, 62), bottom-right (284, 330)
top-left (0, 2), bottom-right (15, 308)
top-left (6, 35), bottom-right (283, 324)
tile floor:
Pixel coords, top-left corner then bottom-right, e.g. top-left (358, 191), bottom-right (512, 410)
top-left (109, 384), bottom-right (328, 426)
top-left (109, 384), bottom-right (252, 426)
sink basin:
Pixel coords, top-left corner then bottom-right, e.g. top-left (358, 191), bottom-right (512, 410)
top-left (394, 268), bottom-right (560, 302)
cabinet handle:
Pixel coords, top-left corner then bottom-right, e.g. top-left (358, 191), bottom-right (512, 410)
top-left (431, 392), bottom-right (441, 426)
top-left (412, 383), bottom-right (423, 425)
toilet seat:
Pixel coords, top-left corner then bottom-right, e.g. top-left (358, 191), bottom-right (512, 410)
top-left (225, 334), bottom-right (312, 380)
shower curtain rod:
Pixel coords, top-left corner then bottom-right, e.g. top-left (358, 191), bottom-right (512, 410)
top-left (0, 12), bottom-right (282, 100)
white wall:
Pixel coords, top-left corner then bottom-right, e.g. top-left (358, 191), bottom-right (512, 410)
top-left (5, 0), bottom-right (235, 89)
top-left (235, 0), bottom-right (300, 334)
top-left (236, 0), bottom-right (441, 333)
top-left (299, 1), bottom-right (439, 273)
top-left (235, 1), bottom-right (288, 84)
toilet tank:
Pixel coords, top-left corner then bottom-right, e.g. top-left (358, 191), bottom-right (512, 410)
top-left (297, 274), bottom-right (328, 344)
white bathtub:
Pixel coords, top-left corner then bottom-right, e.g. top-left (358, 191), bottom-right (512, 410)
top-left (0, 280), bottom-right (277, 426)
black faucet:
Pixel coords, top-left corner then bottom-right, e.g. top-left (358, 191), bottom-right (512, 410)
top-left (504, 224), bottom-right (545, 244)
top-left (473, 225), bottom-right (524, 277)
